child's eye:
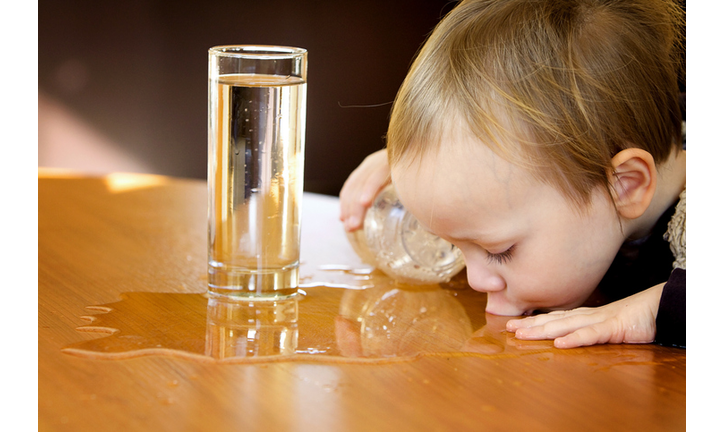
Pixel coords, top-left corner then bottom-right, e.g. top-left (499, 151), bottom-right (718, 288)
top-left (486, 245), bottom-right (515, 265)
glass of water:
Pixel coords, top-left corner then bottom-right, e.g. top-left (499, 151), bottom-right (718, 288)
top-left (207, 45), bottom-right (307, 299)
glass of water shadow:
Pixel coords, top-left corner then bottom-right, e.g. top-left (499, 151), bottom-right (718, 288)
top-left (207, 45), bottom-right (308, 299)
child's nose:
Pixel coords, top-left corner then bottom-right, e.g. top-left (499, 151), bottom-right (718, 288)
top-left (465, 264), bottom-right (506, 293)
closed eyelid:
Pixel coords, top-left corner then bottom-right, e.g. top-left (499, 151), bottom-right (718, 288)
top-left (485, 244), bottom-right (514, 254)
top-left (485, 245), bottom-right (515, 264)
top-left (449, 235), bottom-right (509, 250)
top-left (448, 236), bottom-right (515, 259)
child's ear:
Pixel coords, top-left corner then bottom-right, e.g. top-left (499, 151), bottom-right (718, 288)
top-left (609, 148), bottom-right (657, 219)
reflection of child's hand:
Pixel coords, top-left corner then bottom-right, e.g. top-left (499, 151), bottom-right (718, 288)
top-left (339, 149), bottom-right (390, 232)
top-left (506, 283), bottom-right (665, 349)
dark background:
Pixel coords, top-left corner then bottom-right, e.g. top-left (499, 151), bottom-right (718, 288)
top-left (39, 0), bottom-right (458, 195)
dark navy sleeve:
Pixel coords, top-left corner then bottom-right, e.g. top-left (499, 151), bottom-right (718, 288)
top-left (654, 268), bottom-right (686, 348)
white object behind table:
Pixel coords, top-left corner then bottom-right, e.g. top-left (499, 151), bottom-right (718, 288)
top-left (299, 193), bottom-right (371, 289)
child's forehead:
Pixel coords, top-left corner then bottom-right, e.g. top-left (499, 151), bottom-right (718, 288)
top-left (399, 115), bottom-right (529, 171)
top-left (393, 132), bottom-right (533, 199)
top-left (391, 137), bottom-right (571, 241)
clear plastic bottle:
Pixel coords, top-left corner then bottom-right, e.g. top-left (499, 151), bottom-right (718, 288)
top-left (346, 184), bottom-right (466, 284)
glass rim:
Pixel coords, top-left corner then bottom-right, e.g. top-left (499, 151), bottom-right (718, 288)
top-left (209, 45), bottom-right (307, 59)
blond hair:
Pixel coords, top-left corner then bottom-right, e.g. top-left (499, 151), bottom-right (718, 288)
top-left (387, 0), bottom-right (685, 206)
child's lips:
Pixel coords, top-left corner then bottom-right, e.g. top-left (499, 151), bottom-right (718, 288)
top-left (484, 294), bottom-right (527, 316)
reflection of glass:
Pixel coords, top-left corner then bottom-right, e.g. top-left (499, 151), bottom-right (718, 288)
top-left (207, 45), bottom-right (308, 299)
top-left (205, 295), bottom-right (299, 359)
top-left (337, 282), bottom-right (473, 358)
top-left (346, 184), bottom-right (465, 284)
top-left (66, 287), bottom-right (508, 363)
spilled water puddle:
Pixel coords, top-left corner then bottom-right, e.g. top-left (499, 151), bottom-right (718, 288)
top-left (63, 270), bottom-right (559, 363)
top-left (61, 269), bottom-right (679, 369)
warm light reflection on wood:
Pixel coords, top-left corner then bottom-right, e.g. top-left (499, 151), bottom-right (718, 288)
top-left (103, 172), bottom-right (170, 193)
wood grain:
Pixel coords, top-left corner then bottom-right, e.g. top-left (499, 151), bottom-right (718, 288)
top-left (38, 172), bottom-right (685, 432)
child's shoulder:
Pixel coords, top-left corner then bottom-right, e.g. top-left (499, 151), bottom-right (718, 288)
top-left (664, 188), bottom-right (685, 270)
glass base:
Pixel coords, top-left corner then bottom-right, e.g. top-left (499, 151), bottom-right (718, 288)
top-left (208, 264), bottom-right (299, 300)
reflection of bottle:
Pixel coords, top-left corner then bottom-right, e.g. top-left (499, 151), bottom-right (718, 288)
top-left (205, 296), bottom-right (298, 359)
top-left (347, 184), bottom-right (465, 284)
top-left (337, 283), bottom-right (473, 358)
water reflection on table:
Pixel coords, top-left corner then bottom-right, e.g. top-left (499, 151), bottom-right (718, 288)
top-left (64, 269), bottom-right (556, 362)
top-left (206, 294), bottom-right (300, 359)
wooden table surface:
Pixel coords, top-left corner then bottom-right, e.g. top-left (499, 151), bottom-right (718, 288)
top-left (38, 170), bottom-right (686, 431)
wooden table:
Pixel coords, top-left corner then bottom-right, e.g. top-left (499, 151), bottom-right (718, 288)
top-left (38, 171), bottom-right (686, 431)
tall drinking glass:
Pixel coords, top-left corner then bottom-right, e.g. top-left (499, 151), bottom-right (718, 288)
top-left (208, 45), bottom-right (307, 299)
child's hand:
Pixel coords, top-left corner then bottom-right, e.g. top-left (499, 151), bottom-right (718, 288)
top-left (339, 149), bottom-right (391, 232)
top-left (506, 283), bottom-right (665, 348)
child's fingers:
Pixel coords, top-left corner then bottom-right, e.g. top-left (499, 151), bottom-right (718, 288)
top-left (506, 308), bottom-right (588, 332)
top-left (508, 285), bottom-right (662, 348)
top-left (340, 174), bottom-right (378, 231)
top-left (339, 150), bottom-right (390, 232)
top-left (339, 169), bottom-right (368, 228)
top-left (359, 168), bottom-right (390, 206)
top-left (553, 329), bottom-right (599, 349)
top-left (553, 322), bottom-right (616, 349)
top-left (511, 312), bottom-right (603, 341)
top-left (505, 316), bottom-right (535, 332)
top-left (552, 317), bottom-right (655, 348)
